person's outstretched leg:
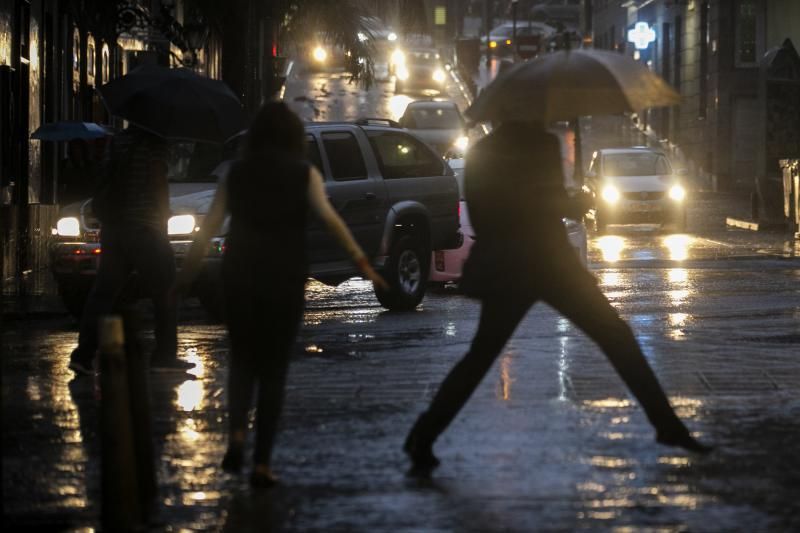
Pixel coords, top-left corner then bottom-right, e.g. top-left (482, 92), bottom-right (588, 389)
top-left (222, 288), bottom-right (258, 473)
top-left (405, 296), bottom-right (532, 473)
top-left (543, 265), bottom-right (710, 453)
top-left (250, 289), bottom-right (303, 487)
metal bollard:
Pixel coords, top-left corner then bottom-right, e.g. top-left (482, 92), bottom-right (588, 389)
top-left (99, 314), bottom-right (144, 531)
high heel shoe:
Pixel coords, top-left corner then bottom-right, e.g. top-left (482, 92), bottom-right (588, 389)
top-left (403, 431), bottom-right (440, 476)
top-left (250, 468), bottom-right (279, 488)
top-left (656, 429), bottom-right (713, 454)
top-left (221, 444), bottom-right (244, 473)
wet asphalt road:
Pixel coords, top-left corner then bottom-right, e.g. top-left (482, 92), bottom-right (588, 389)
top-left (4, 64), bottom-right (800, 532)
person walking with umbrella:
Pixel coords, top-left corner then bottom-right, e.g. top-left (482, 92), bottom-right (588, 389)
top-left (68, 65), bottom-right (245, 376)
top-left (177, 102), bottom-right (387, 487)
top-left (68, 124), bottom-right (193, 375)
top-left (404, 50), bottom-right (711, 475)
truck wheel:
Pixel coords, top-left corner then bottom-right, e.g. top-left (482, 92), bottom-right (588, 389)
top-left (375, 234), bottom-right (429, 311)
top-left (58, 284), bottom-right (88, 318)
top-left (198, 284), bottom-right (226, 323)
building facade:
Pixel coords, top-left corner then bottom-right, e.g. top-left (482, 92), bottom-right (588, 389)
top-left (585, 0), bottom-right (800, 193)
top-left (1, 0), bottom-right (224, 297)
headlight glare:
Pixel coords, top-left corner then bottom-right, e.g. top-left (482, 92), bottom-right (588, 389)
top-left (168, 214), bottom-right (197, 236)
top-left (432, 68), bottom-right (446, 83)
top-left (56, 217), bottom-right (81, 237)
top-left (312, 46), bottom-right (327, 63)
top-left (390, 49), bottom-right (405, 66)
top-left (669, 184), bottom-right (686, 201)
top-left (454, 136), bottom-right (469, 152)
top-left (601, 185), bottom-right (621, 204)
top-left (396, 65), bottom-right (410, 81)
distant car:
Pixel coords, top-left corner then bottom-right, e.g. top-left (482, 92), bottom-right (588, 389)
top-left (429, 158), bottom-right (587, 285)
top-left (585, 147), bottom-right (688, 232)
top-left (481, 21), bottom-right (555, 56)
top-left (399, 100), bottom-right (469, 157)
top-left (394, 48), bottom-right (447, 94)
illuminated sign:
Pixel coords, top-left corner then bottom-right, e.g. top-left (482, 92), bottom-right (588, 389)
top-left (627, 22), bottom-right (656, 50)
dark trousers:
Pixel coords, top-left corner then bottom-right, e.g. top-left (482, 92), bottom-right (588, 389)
top-left (411, 263), bottom-right (685, 445)
top-left (224, 274), bottom-right (305, 466)
top-left (71, 225), bottom-right (177, 366)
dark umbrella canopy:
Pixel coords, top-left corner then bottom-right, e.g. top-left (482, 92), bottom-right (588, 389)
top-left (466, 49), bottom-right (680, 124)
top-left (97, 65), bottom-right (246, 143)
top-left (30, 121), bottom-right (111, 141)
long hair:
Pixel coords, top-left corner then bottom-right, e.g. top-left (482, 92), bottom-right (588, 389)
top-left (244, 102), bottom-right (306, 160)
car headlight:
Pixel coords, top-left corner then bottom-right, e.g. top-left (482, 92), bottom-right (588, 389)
top-left (56, 217), bottom-right (81, 237)
top-left (453, 136), bottom-right (469, 152)
top-left (432, 68), bottom-right (446, 83)
top-left (168, 214), bottom-right (197, 236)
top-left (396, 65), bottom-right (410, 81)
top-left (601, 185), bottom-right (621, 204)
top-left (312, 46), bottom-right (327, 63)
top-left (388, 32), bottom-right (398, 42)
top-left (489, 41), bottom-right (498, 49)
top-left (668, 184), bottom-right (686, 201)
top-left (390, 49), bottom-right (405, 66)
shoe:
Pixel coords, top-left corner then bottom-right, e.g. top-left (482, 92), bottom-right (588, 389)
top-left (221, 445), bottom-right (244, 474)
top-left (403, 431), bottom-right (440, 476)
top-left (656, 429), bottom-right (713, 454)
top-left (150, 358), bottom-right (195, 373)
top-left (250, 468), bottom-right (279, 488)
top-left (69, 359), bottom-right (95, 377)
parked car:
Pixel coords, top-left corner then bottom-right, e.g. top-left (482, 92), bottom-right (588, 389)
top-left (428, 158), bottom-right (587, 285)
top-left (394, 48), bottom-right (447, 94)
top-left (585, 147), bottom-right (688, 232)
top-left (398, 100), bottom-right (469, 157)
top-left (51, 120), bottom-right (461, 318)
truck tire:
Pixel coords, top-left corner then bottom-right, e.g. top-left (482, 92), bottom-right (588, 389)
top-left (375, 234), bottom-right (429, 311)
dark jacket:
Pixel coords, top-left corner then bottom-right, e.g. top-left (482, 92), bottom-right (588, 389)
top-left (460, 123), bottom-right (589, 298)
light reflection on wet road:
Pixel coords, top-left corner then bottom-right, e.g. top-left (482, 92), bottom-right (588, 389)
top-left (5, 68), bottom-right (800, 532)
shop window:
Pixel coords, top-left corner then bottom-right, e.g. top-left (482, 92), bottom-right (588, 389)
top-left (735, 0), bottom-right (762, 67)
top-left (101, 44), bottom-right (110, 83)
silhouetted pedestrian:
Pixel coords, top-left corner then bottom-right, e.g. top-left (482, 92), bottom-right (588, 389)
top-left (68, 126), bottom-right (192, 376)
top-left (177, 102), bottom-right (387, 487)
top-left (404, 121), bottom-right (711, 475)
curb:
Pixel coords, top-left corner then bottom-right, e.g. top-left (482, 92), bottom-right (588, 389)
top-left (726, 217), bottom-right (788, 232)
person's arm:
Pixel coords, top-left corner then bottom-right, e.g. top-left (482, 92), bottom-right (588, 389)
top-left (306, 166), bottom-right (388, 289)
top-left (176, 184), bottom-right (228, 291)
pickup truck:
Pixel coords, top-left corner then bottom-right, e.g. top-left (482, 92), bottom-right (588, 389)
top-left (51, 120), bottom-right (461, 318)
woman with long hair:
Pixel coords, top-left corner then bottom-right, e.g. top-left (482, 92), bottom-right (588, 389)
top-left (178, 102), bottom-right (386, 486)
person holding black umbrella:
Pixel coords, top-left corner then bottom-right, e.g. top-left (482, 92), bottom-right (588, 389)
top-left (403, 120), bottom-right (712, 476)
top-left (68, 125), bottom-right (192, 375)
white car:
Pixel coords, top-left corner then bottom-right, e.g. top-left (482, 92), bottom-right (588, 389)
top-left (429, 159), bottom-right (587, 284)
top-left (586, 147), bottom-right (688, 232)
top-left (399, 100), bottom-right (469, 157)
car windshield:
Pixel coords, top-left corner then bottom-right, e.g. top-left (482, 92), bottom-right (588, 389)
top-left (407, 51), bottom-right (439, 66)
top-left (406, 107), bottom-right (462, 129)
top-left (603, 152), bottom-right (669, 176)
top-left (167, 141), bottom-right (237, 183)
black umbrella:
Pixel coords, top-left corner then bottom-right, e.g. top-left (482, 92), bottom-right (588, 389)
top-left (97, 65), bottom-right (246, 143)
top-left (30, 121), bottom-right (111, 141)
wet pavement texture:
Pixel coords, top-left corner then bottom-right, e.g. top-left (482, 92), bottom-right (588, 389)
top-left (5, 62), bottom-right (800, 531)
top-left (4, 194), bottom-right (800, 531)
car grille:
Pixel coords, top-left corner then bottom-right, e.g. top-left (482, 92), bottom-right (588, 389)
top-left (623, 191), bottom-right (664, 201)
